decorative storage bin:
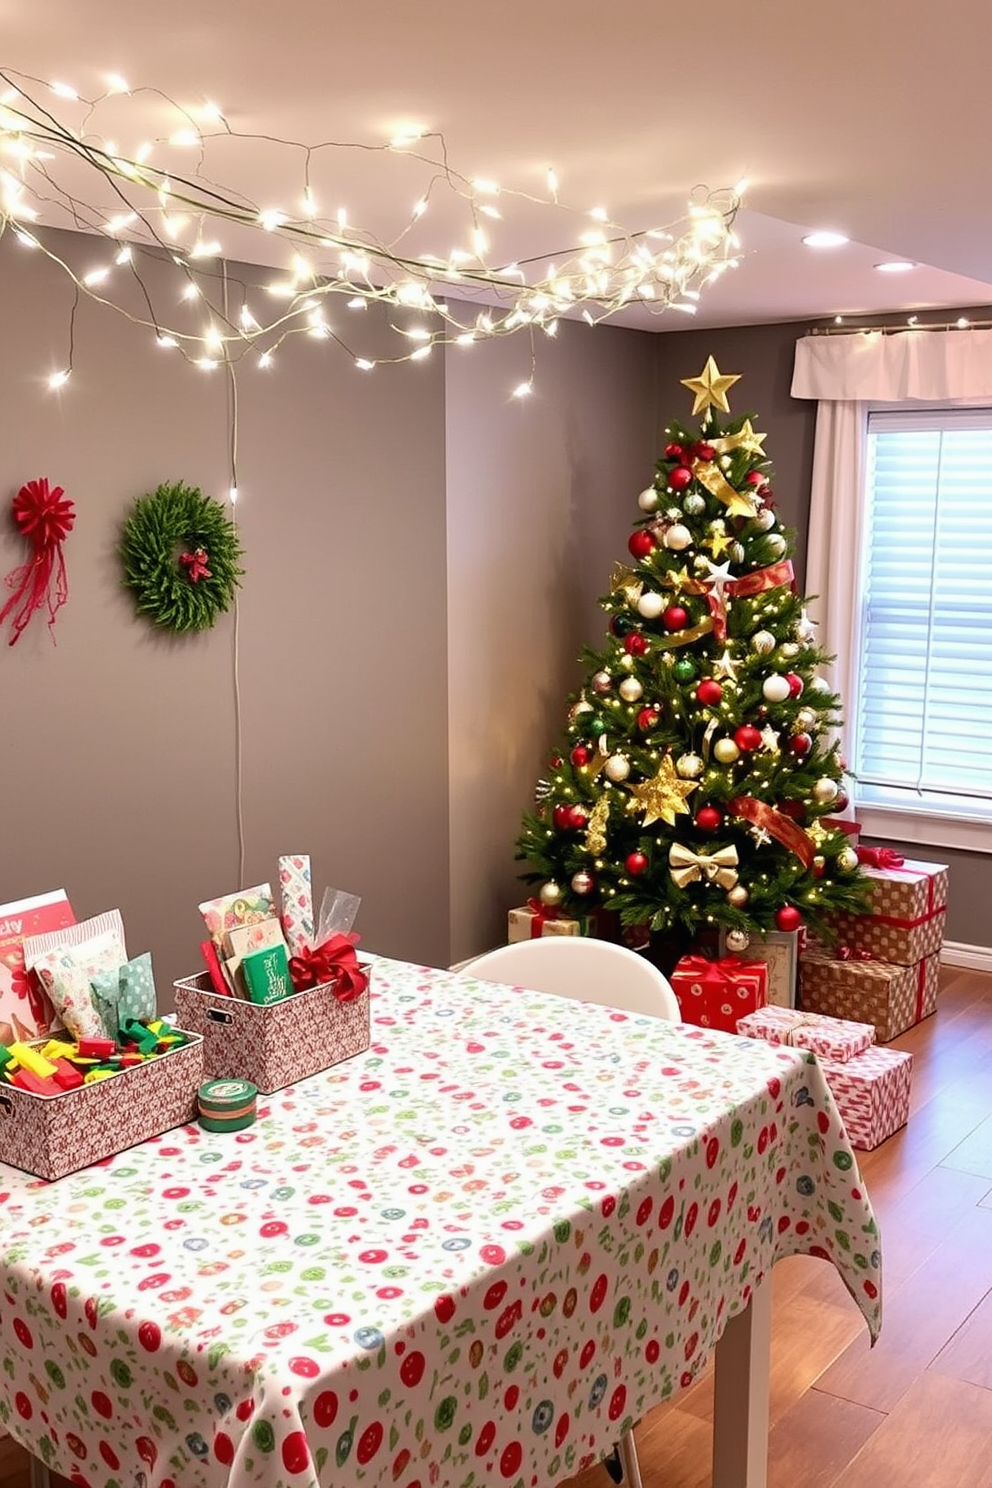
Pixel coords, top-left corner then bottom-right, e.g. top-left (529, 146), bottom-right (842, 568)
top-left (737, 1005), bottom-right (875, 1062)
top-left (174, 969), bottom-right (371, 1094)
top-left (820, 1045), bottom-right (913, 1151)
top-left (799, 948), bottom-right (939, 1043)
top-left (0, 1034), bottom-right (203, 1181)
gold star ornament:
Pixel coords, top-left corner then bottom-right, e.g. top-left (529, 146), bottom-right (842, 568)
top-left (680, 356), bottom-right (741, 417)
top-left (627, 755), bottom-right (699, 826)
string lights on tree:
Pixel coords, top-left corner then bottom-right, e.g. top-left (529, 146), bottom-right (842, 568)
top-left (0, 67), bottom-right (745, 388)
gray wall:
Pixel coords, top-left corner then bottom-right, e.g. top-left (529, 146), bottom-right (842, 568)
top-left (0, 231), bottom-right (450, 991)
top-left (653, 315), bottom-right (990, 950)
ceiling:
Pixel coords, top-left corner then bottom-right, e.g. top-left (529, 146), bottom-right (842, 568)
top-left (4, 0), bottom-right (992, 332)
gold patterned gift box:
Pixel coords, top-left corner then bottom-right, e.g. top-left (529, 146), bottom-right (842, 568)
top-left (825, 858), bottom-right (948, 965)
top-left (799, 948), bottom-right (939, 1043)
top-left (507, 905), bottom-right (582, 941)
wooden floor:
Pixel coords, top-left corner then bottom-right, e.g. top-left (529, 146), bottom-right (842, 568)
top-left (1, 964), bottom-right (990, 1488)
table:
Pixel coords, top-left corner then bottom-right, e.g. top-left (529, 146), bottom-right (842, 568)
top-left (0, 958), bottom-right (881, 1488)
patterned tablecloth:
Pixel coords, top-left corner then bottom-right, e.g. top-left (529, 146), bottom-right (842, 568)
top-left (0, 957), bottom-right (881, 1488)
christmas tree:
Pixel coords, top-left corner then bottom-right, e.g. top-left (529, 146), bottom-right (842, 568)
top-left (516, 357), bottom-right (868, 955)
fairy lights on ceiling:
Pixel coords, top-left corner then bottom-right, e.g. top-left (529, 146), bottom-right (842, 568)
top-left (0, 66), bottom-right (745, 387)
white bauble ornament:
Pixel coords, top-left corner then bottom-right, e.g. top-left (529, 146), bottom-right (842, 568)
top-left (637, 591), bottom-right (665, 620)
top-left (665, 507), bottom-right (683, 522)
top-left (727, 885), bottom-right (749, 908)
top-left (713, 737), bottom-right (741, 764)
top-left (780, 642), bottom-right (800, 658)
top-left (813, 777), bottom-right (839, 804)
top-left (766, 533), bottom-right (787, 557)
top-left (638, 486), bottom-right (660, 512)
top-left (618, 676), bottom-right (643, 703)
top-left (753, 507), bottom-right (775, 532)
top-left (725, 928), bottom-right (750, 951)
top-left (762, 673), bottom-right (792, 703)
top-left (591, 670), bottom-right (613, 694)
top-left (811, 675), bottom-right (832, 694)
top-left (569, 700), bottom-right (593, 722)
top-left (664, 523), bottom-right (693, 551)
top-left (619, 652), bottom-right (635, 671)
top-left (540, 880), bottom-right (563, 907)
top-left (693, 554), bottom-right (710, 572)
top-left (676, 752), bottom-right (704, 780)
top-left (683, 492), bottom-right (706, 516)
top-left (571, 870), bottom-right (595, 895)
top-left (751, 630), bottom-right (776, 655)
top-left (796, 708), bottom-right (816, 731)
top-left (731, 542), bottom-right (746, 563)
top-left (605, 754), bottom-right (631, 782)
top-left (837, 847), bottom-right (859, 873)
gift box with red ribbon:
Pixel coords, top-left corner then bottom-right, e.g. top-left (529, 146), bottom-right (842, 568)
top-left (671, 953), bottom-right (768, 1034)
top-left (798, 945), bottom-right (938, 1043)
top-left (826, 854), bottom-right (948, 965)
top-left (508, 900), bottom-right (583, 942)
top-left (819, 1045), bottom-right (913, 1151)
top-left (736, 1004), bottom-right (875, 1063)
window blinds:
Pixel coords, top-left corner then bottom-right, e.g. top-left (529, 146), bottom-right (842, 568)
top-left (856, 409), bottom-right (992, 819)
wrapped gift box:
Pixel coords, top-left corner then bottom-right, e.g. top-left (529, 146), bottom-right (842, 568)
top-left (737, 1004), bottom-right (875, 1062)
top-left (820, 1045), bottom-right (913, 1150)
top-left (0, 1032), bottom-right (203, 1181)
top-left (826, 858), bottom-right (948, 965)
top-left (508, 903), bottom-right (582, 941)
top-left (719, 928), bottom-right (799, 1009)
top-left (799, 948), bottom-right (938, 1043)
top-left (671, 954), bottom-right (767, 1034)
top-left (174, 967), bottom-right (371, 1094)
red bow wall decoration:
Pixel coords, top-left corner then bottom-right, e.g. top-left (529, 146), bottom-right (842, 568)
top-left (0, 478), bottom-right (75, 645)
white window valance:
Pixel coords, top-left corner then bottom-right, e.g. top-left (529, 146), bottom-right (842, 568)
top-left (792, 327), bottom-right (992, 404)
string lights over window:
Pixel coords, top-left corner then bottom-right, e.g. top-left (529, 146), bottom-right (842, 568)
top-left (0, 67), bottom-right (745, 387)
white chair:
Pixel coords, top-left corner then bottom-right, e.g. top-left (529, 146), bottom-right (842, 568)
top-left (458, 935), bottom-right (681, 1488)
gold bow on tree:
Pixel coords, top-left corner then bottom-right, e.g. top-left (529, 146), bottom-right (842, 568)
top-left (668, 842), bottom-right (740, 890)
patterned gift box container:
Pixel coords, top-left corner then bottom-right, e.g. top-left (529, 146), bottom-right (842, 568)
top-left (819, 1045), bottom-right (913, 1150)
top-left (719, 928), bottom-right (800, 1009)
top-left (799, 948), bottom-right (939, 1043)
top-left (174, 966), bottom-right (371, 1094)
top-left (826, 858), bottom-right (948, 965)
top-left (671, 954), bottom-right (768, 1034)
top-left (737, 1004), bottom-right (875, 1062)
top-left (0, 1033), bottom-right (203, 1181)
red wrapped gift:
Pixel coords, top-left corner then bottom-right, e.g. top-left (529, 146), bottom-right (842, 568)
top-left (820, 1045), bottom-right (913, 1150)
top-left (671, 953), bottom-right (768, 1034)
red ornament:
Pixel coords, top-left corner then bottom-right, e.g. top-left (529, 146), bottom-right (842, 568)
top-left (570, 744), bottom-right (591, 768)
top-left (553, 806), bottom-right (574, 830)
top-left (667, 466), bottom-right (693, 492)
top-left (570, 806), bottom-right (588, 829)
top-left (664, 442), bottom-right (685, 461)
top-left (550, 754), bottom-right (563, 768)
top-left (628, 530), bottom-right (656, 560)
top-left (788, 732), bottom-right (812, 756)
top-left (695, 805), bottom-right (723, 832)
top-left (663, 604), bottom-right (689, 631)
top-left (625, 633), bottom-right (649, 656)
top-left (0, 478), bottom-right (75, 646)
top-left (745, 470), bottom-right (767, 488)
top-left (785, 672), bottom-right (804, 698)
top-left (834, 789), bottom-right (850, 812)
top-left (775, 906), bottom-right (803, 933)
top-left (693, 442), bottom-right (716, 462)
top-left (637, 705), bottom-right (660, 732)
top-left (625, 851), bottom-right (649, 876)
top-left (734, 725), bottom-right (761, 752)
top-left (696, 679), bottom-right (723, 706)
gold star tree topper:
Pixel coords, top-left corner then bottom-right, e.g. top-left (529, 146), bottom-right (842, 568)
top-left (627, 755), bottom-right (699, 826)
top-left (680, 356), bottom-right (741, 416)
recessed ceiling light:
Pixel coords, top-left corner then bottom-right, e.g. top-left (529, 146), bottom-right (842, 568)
top-left (874, 261), bottom-right (915, 273)
top-left (802, 231), bottom-right (849, 248)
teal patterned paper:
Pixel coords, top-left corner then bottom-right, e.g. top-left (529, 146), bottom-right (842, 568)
top-left (119, 951), bottom-right (156, 1021)
top-left (88, 970), bottom-right (121, 1039)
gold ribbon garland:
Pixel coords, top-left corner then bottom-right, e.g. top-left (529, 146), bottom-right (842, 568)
top-left (692, 459), bottom-right (757, 520)
top-left (669, 842), bottom-right (740, 890)
top-left (585, 795), bottom-right (609, 856)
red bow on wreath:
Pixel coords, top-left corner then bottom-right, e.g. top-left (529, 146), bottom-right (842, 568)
top-left (288, 932), bottom-right (368, 1002)
top-left (180, 547), bottom-right (212, 583)
top-left (0, 478), bottom-right (75, 645)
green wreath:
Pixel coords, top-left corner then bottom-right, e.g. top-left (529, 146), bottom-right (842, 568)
top-left (120, 481), bottom-right (243, 633)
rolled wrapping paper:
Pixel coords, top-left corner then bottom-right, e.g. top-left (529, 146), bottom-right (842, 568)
top-left (278, 855), bottom-right (315, 958)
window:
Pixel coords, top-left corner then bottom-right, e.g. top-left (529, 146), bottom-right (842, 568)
top-left (853, 408), bottom-right (992, 831)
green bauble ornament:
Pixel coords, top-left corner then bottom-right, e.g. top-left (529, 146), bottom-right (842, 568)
top-left (588, 714), bottom-right (607, 735)
top-left (673, 657), bottom-right (697, 683)
top-left (120, 481), bottom-right (243, 633)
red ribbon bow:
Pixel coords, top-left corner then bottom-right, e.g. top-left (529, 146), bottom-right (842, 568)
top-left (180, 547), bottom-right (212, 583)
top-left (676, 953), bottom-right (746, 984)
top-left (525, 896), bottom-right (559, 938)
top-left (834, 945), bottom-right (873, 961)
top-left (288, 932), bottom-right (368, 1002)
top-left (1, 478), bottom-right (75, 645)
top-left (856, 845), bottom-right (905, 869)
